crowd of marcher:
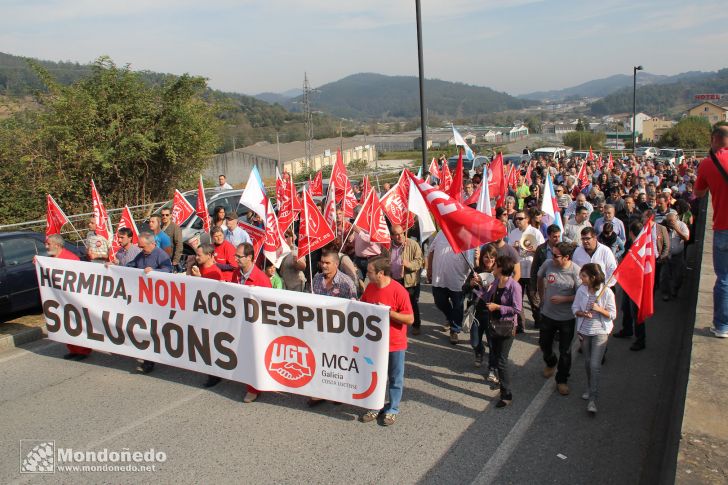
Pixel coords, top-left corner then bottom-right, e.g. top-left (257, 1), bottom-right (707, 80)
top-left (44, 121), bottom-right (728, 423)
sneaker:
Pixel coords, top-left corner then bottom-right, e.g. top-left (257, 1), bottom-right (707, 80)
top-left (557, 383), bottom-right (570, 396)
top-left (412, 326), bottom-right (421, 336)
top-left (449, 331), bottom-right (459, 345)
top-left (474, 353), bottom-right (483, 368)
top-left (203, 376), bottom-right (221, 388)
top-left (709, 328), bottom-right (728, 339)
top-left (543, 366), bottom-right (556, 379)
top-left (487, 369), bottom-right (499, 384)
top-left (360, 410), bottom-right (379, 423)
top-left (382, 413), bottom-right (396, 426)
top-left (137, 361), bottom-right (155, 374)
top-left (587, 401), bottom-right (597, 414)
top-left (496, 398), bottom-right (512, 408)
top-left (581, 391), bottom-right (590, 401)
top-left (242, 391), bottom-right (259, 403)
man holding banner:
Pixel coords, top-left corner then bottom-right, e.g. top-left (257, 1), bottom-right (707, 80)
top-left (360, 256), bottom-right (414, 426)
top-left (109, 227), bottom-right (140, 266)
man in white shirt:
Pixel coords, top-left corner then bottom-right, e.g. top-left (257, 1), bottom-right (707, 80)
top-left (223, 214), bottom-right (252, 247)
top-left (216, 174), bottom-right (233, 191)
top-left (593, 204), bottom-right (626, 243)
top-left (564, 193), bottom-right (594, 220)
top-left (563, 206), bottom-right (592, 246)
top-left (427, 231), bottom-right (471, 345)
top-left (508, 209), bottom-right (545, 331)
top-left (572, 227), bottom-right (617, 286)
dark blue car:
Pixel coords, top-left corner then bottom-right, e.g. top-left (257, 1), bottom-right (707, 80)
top-left (0, 232), bottom-right (85, 315)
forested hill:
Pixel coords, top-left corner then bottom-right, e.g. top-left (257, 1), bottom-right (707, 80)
top-left (290, 73), bottom-right (537, 119)
top-left (588, 69), bottom-right (728, 116)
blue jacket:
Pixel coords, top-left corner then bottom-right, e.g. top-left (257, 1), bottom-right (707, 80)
top-left (126, 247), bottom-right (173, 272)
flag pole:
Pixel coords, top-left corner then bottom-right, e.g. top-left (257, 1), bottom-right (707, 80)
top-left (307, 252), bottom-right (314, 295)
top-left (302, 187), bottom-right (315, 294)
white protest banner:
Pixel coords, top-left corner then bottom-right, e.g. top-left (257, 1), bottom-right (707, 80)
top-left (35, 257), bottom-right (390, 409)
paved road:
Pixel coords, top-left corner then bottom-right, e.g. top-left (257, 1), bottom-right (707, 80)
top-left (0, 262), bottom-right (696, 484)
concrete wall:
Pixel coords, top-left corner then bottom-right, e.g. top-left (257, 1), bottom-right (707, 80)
top-left (203, 151), bottom-right (278, 186)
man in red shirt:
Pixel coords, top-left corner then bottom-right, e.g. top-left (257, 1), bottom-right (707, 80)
top-left (695, 121), bottom-right (728, 338)
top-left (44, 234), bottom-right (92, 360)
top-left (232, 242), bottom-right (271, 402)
top-left (210, 226), bottom-right (238, 282)
top-left (189, 244), bottom-right (227, 388)
top-left (359, 255), bottom-right (414, 426)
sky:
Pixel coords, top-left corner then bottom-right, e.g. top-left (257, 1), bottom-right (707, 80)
top-left (1, 0), bottom-right (727, 96)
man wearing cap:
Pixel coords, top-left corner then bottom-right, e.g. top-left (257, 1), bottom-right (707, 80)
top-left (224, 213), bottom-right (252, 247)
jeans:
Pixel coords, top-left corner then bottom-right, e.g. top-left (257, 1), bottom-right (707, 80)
top-left (432, 286), bottom-right (464, 333)
top-left (620, 292), bottom-right (645, 344)
top-left (539, 315), bottom-right (576, 384)
top-left (396, 280), bottom-right (421, 329)
top-left (491, 336), bottom-right (514, 399)
top-left (377, 350), bottom-right (405, 415)
top-left (660, 252), bottom-right (685, 296)
top-left (470, 307), bottom-right (497, 369)
top-left (580, 334), bottom-right (609, 402)
top-left (714, 230), bottom-right (728, 333)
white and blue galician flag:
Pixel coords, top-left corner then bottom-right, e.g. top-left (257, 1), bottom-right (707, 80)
top-left (477, 168), bottom-right (492, 216)
top-left (541, 171), bottom-right (563, 235)
top-left (239, 165), bottom-right (268, 221)
top-left (451, 125), bottom-right (474, 160)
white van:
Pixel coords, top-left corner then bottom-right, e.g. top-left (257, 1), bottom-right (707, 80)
top-left (531, 147), bottom-right (572, 160)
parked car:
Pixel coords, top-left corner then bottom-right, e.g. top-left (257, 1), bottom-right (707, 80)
top-left (503, 153), bottom-right (531, 166)
top-left (531, 147), bottom-right (572, 160)
top-left (0, 232), bottom-right (85, 315)
top-left (149, 189), bottom-right (251, 255)
top-left (570, 150), bottom-right (600, 161)
top-left (446, 154), bottom-right (489, 177)
top-left (635, 147), bottom-right (659, 159)
top-left (655, 148), bottom-right (685, 167)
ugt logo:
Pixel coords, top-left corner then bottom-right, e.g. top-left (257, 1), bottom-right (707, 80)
top-left (264, 336), bottom-right (315, 388)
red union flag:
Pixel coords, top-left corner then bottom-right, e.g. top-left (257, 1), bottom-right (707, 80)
top-left (342, 180), bottom-right (358, 218)
top-left (369, 191), bottom-right (391, 248)
top-left (612, 217), bottom-right (656, 323)
top-left (488, 153), bottom-right (507, 207)
top-left (46, 194), bottom-right (69, 237)
top-left (360, 175), bottom-right (372, 200)
top-left (298, 188), bottom-right (335, 259)
top-left (239, 221), bottom-right (266, 259)
top-left (572, 161), bottom-right (590, 198)
top-left (353, 190), bottom-right (375, 233)
top-left (310, 170), bottom-right (323, 197)
top-left (172, 190), bottom-right (195, 225)
top-left (276, 168), bottom-right (288, 204)
top-left (109, 206), bottom-right (140, 260)
top-left (439, 162), bottom-right (453, 192)
top-left (196, 177), bottom-right (210, 234)
top-left (380, 174), bottom-right (414, 229)
top-left (428, 158), bottom-right (440, 179)
top-left (90, 180), bottom-right (110, 241)
top-left (447, 148), bottom-right (464, 202)
top-left (407, 172), bottom-right (506, 253)
top-left (587, 146), bottom-right (595, 161)
top-left (323, 178), bottom-right (337, 231)
top-left (331, 149), bottom-right (349, 202)
top-left (263, 199), bottom-right (291, 267)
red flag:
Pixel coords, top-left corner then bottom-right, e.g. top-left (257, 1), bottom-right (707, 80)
top-left (360, 175), bottom-right (372, 200)
top-left (298, 189), bottom-right (335, 259)
top-left (488, 153), bottom-right (507, 207)
top-left (571, 161), bottom-right (589, 198)
top-left (407, 172), bottom-right (506, 253)
top-left (90, 180), bottom-right (110, 241)
top-left (172, 189), bottom-right (195, 225)
top-left (238, 221), bottom-right (266, 259)
top-left (275, 169), bottom-right (288, 204)
top-left (381, 180), bottom-right (414, 229)
top-left (196, 177), bottom-right (210, 234)
top-left (369, 191), bottom-right (391, 249)
top-left (331, 149), bottom-right (349, 202)
top-left (524, 160), bottom-right (534, 185)
top-left (323, 178), bottom-right (337, 231)
top-left (310, 170), bottom-right (323, 197)
top-left (46, 194), bottom-right (69, 237)
top-left (109, 206), bottom-right (139, 259)
top-left (447, 148), bottom-right (464, 202)
top-left (353, 190), bottom-right (375, 233)
top-left (263, 199), bottom-right (290, 267)
top-left (587, 146), bottom-right (595, 161)
top-left (428, 158), bottom-right (440, 179)
top-left (440, 162), bottom-right (453, 192)
top-left (277, 176), bottom-right (295, 233)
top-left (506, 164), bottom-right (517, 190)
top-left (607, 153), bottom-right (614, 171)
top-left (342, 180), bottom-right (358, 218)
top-left (612, 218), bottom-right (656, 322)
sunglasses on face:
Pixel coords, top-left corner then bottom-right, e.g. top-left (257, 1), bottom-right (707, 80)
top-left (515, 217), bottom-right (525, 221)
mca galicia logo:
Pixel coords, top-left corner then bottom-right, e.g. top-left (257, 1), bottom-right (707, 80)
top-left (264, 336), bottom-right (315, 388)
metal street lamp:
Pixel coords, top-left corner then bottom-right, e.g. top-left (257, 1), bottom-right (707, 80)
top-left (415, 0), bottom-right (427, 174)
top-left (632, 65), bottom-right (643, 154)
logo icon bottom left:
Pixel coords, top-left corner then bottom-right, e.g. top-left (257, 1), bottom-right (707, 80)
top-left (20, 440), bottom-right (55, 474)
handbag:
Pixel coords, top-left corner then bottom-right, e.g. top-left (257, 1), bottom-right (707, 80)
top-left (488, 285), bottom-right (515, 338)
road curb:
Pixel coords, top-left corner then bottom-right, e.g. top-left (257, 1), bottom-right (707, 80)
top-left (0, 324), bottom-right (47, 353)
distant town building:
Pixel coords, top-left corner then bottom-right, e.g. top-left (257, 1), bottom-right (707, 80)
top-left (686, 101), bottom-right (728, 124)
top-left (204, 137), bottom-right (376, 185)
top-left (642, 117), bottom-right (676, 143)
top-left (626, 112), bottom-right (651, 135)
